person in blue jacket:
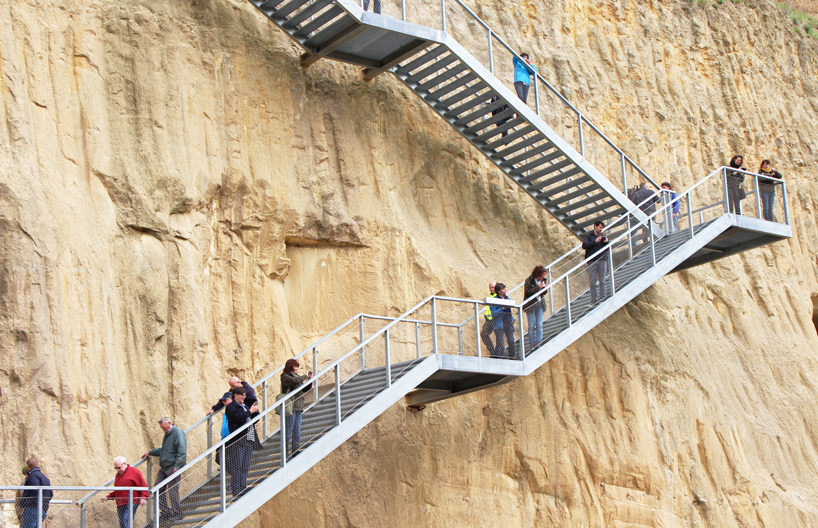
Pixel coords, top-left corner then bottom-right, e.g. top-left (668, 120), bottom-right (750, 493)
top-left (490, 283), bottom-right (516, 359)
top-left (512, 53), bottom-right (538, 104)
top-left (20, 457), bottom-right (52, 528)
top-left (661, 182), bottom-right (680, 233)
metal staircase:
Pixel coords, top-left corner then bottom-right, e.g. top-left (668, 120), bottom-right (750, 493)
top-left (248, 0), bottom-right (657, 238)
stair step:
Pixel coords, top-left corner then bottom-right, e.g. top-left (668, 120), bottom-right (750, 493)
top-left (292, 6), bottom-right (344, 38)
top-left (283, 0), bottom-right (334, 28)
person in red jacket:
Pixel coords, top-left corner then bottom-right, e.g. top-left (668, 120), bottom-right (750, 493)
top-left (101, 457), bottom-right (148, 528)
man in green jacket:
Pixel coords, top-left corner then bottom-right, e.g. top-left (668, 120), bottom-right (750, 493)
top-left (142, 417), bottom-right (187, 522)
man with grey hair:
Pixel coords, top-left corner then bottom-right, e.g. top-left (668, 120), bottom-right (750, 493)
top-left (142, 418), bottom-right (186, 523)
top-left (102, 456), bottom-right (148, 528)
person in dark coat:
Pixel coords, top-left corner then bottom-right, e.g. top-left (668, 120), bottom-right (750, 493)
top-left (489, 283), bottom-right (517, 359)
top-left (726, 155), bottom-right (747, 214)
top-left (523, 266), bottom-right (547, 347)
top-left (207, 377), bottom-right (257, 416)
top-left (225, 386), bottom-right (260, 498)
top-left (630, 182), bottom-right (659, 215)
top-left (281, 359), bottom-right (314, 458)
top-left (20, 457), bottom-right (52, 528)
top-left (582, 220), bottom-right (610, 305)
top-left (480, 282), bottom-right (497, 355)
top-left (757, 159), bottom-right (783, 221)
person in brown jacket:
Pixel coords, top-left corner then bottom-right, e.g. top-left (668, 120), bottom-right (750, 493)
top-left (280, 359), bottom-right (313, 458)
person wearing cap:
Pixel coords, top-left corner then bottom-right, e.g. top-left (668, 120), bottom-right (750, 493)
top-left (206, 377), bottom-right (257, 416)
top-left (141, 417), bottom-right (186, 522)
top-left (101, 457), bottom-right (148, 528)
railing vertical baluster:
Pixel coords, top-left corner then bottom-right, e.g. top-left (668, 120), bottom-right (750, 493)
top-left (359, 315), bottom-right (366, 369)
top-left (687, 194), bottom-right (694, 238)
top-left (722, 168), bottom-right (729, 214)
top-left (313, 348), bottom-right (319, 407)
top-left (206, 415), bottom-right (213, 479)
top-left (782, 181), bottom-right (790, 225)
top-left (262, 380), bottom-right (269, 440)
top-left (607, 246), bottom-right (615, 296)
top-left (153, 489), bottom-right (160, 528)
top-left (401, 0), bottom-right (405, 20)
top-left (620, 152), bottom-right (627, 193)
top-left (220, 444), bottom-right (227, 511)
top-left (534, 77), bottom-right (540, 116)
top-left (128, 490), bottom-right (134, 528)
top-left (626, 215), bottom-right (633, 259)
top-left (415, 321), bottom-right (421, 359)
top-left (754, 175), bottom-right (762, 219)
top-left (147, 458), bottom-right (154, 527)
top-left (487, 29), bottom-right (493, 73)
top-left (564, 278), bottom-right (572, 327)
top-left (280, 402), bottom-right (287, 467)
top-left (578, 113), bottom-right (584, 157)
top-left (474, 302), bottom-right (481, 358)
top-left (81, 502), bottom-right (87, 528)
top-left (385, 329), bottom-right (391, 387)
top-left (431, 298), bottom-right (438, 354)
top-left (517, 305), bottom-right (525, 360)
top-left (37, 489), bottom-right (43, 528)
top-left (547, 267), bottom-right (553, 316)
top-left (441, 0), bottom-right (446, 32)
top-left (335, 364), bottom-right (342, 425)
top-left (458, 325), bottom-right (464, 355)
top-left (650, 221), bottom-right (656, 266)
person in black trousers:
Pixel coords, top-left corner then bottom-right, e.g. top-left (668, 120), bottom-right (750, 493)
top-left (225, 387), bottom-right (259, 498)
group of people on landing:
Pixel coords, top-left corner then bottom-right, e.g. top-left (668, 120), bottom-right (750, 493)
top-left (727, 155), bottom-right (783, 221)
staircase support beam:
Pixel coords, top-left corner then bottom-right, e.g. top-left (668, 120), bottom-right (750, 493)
top-left (301, 24), bottom-right (368, 68)
top-left (363, 39), bottom-right (430, 80)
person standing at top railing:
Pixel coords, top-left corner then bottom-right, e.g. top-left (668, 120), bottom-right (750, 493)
top-left (726, 155), bottom-right (747, 214)
top-left (281, 359), bottom-right (314, 458)
top-left (513, 53), bottom-right (538, 104)
top-left (362, 0), bottom-right (381, 14)
top-left (661, 182), bottom-right (680, 233)
top-left (481, 282), bottom-right (497, 355)
top-left (582, 221), bottom-right (610, 305)
top-left (630, 182), bottom-right (659, 215)
top-left (141, 417), bottom-right (186, 523)
top-left (20, 457), bottom-right (52, 528)
top-left (758, 160), bottom-right (783, 222)
top-left (207, 376), bottom-right (257, 416)
top-left (489, 283), bottom-right (516, 359)
top-left (225, 386), bottom-right (261, 498)
top-left (101, 456), bottom-right (148, 528)
top-left (523, 266), bottom-right (547, 347)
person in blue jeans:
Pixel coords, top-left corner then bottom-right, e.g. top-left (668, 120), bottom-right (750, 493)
top-left (523, 266), bottom-right (548, 347)
top-left (490, 283), bottom-right (516, 359)
top-left (757, 160), bottom-right (782, 221)
top-left (661, 182), bottom-right (680, 233)
top-left (281, 359), bottom-right (314, 458)
top-left (512, 53), bottom-right (538, 104)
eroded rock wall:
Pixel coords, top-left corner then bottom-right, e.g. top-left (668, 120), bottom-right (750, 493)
top-left (1, 0), bottom-right (817, 526)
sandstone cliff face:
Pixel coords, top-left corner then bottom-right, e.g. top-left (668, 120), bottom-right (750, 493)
top-left (1, 0), bottom-right (817, 526)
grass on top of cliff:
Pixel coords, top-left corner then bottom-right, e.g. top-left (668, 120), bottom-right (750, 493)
top-left (777, 3), bottom-right (818, 38)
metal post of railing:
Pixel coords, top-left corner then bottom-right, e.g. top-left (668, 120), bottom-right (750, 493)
top-left (37, 489), bottom-right (43, 528)
top-left (458, 324), bottom-right (464, 355)
top-left (147, 458), bottom-right (154, 526)
top-left (440, 0), bottom-right (446, 32)
top-left (359, 315), bottom-right (366, 369)
top-left (649, 221), bottom-right (656, 266)
top-left (607, 246), bottom-right (615, 296)
top-left (578, 113), bottom-right (584, 157)
top-left (487, 29), bottom-right (493, 73)
top-left (128, 489), bottom-right (134, 528)
top-left (152, 489), bottom-right (160, 528)
top-left (206, 415), bottom-right (213, 479)
top-left (219, 444), bottom-right (227, 512)
top-left (534, 77), bottom-right (540, 116)
top-left (782, 181), bottom-right (790, 225)
top-left (401, 0), bottom-right (405, 20)
top-left (81, 502), bottom-right (87, 528)
top-left (262, 380), bottom-right (269, 440)
top-left (517, 305), bottom-right (525, 360)
top-left (687, 194), bottom-right (694, 238)
top-left (754, 175), bottom-right (762, 219)
top-left (312, 348), bottom-right (319, 407)
top-left (626, 215), bottom-right (633, 259)
top-left (620, 152), bottom-right (627, 193)
top-left (280, 402), bottom-right (287, 467)
top-left (335, 364), bottom-right (342, 425)
top-left (474, 302), bottom-right (481, 358)
top-left (385, 329), bottom-right (392, 387)
top-left (415, 321), bottom-right (421, 359)
top-left (564, 278), bottom-right (572, 327)
top-left (722, 168), bottom-right (729, 214)
top-left (431, 298), bottom-right (439, 354)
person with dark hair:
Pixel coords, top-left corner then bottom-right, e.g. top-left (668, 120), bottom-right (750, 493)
top-left (20, 457), bottom-right (52, 528)
top-left (630, 181), bottom-right (659, 215)
top-left (480, 282), bottom-right (497, 355)
top-left (141, 417), bottom-right (186, 523)
top-left (207, 376), bottom-right (256, 416)
top-left (512, 53), bottom-right (538, 103)
top-left (582, 220), bottom-right (610, 305)
top-left (102, 457), bottom-right (148, 528)
top-left (281, 359), bottom-right (314, 457)
top-left (489, 283), bottom-right (516, 359)
top-left (660, 182), bottom-right (680, 233)
top-left (225, 386), bottom-right (260, 498)
top-left (758, 160), bottom-right (783, 221)
top-left (726, 155), bottom-right (747, 214)
top-left (523, 266), bottom-right (548, 347)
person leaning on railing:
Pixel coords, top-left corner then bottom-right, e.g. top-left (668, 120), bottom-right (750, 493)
top-left (101, 456), bottom-right (148, 528)
top-left (141, 417), bottom-right (186, 523)
top-left (726, 155), bottom-right (748, 214)
top-left (512, 53), bottom-right (538, 104)
top-left (758, 160), bottom-right (783, 222)
top-left (20, 457), bottom-right (52, 528)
